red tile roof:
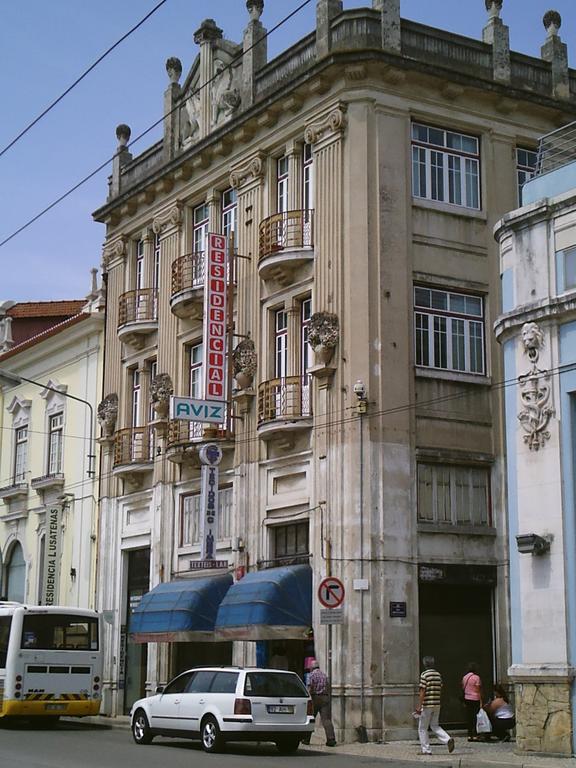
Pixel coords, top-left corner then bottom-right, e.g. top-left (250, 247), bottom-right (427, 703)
top-left (7, 301), bottom-right (85, 318)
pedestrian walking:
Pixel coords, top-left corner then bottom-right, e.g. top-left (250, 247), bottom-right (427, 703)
top-left (416, 655), bottom-right (455, 756)
top-left (301, 660), bottom-right (336, 747)
top-left (461, 662), bottom-right (484, 741)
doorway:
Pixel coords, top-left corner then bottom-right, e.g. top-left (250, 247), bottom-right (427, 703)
top-left (124, 548), bottom-right (150, 713)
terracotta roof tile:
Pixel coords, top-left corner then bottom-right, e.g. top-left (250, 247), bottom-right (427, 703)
top-left (7, 301), bottom-right (85, 318)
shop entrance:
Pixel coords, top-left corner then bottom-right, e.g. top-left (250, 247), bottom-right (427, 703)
top-left (123, 548), bottom-right (150, 714)
top-left (174, 641), bottom-right (232, 677)
top-left (419, 577), bottom-right (494, 728)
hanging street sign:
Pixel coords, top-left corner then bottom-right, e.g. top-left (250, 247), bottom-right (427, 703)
top-left (198, 443), bottom-right (223, 561)
top-left (169, 396), bottom-right (226, 423)
top-left (203, 233), bottom-right (228, 402)
top-left (318, 576), bottom-right (345, 608)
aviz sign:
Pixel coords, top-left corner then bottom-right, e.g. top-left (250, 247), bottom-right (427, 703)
top-left (203, 233), bottom-right (228, 402)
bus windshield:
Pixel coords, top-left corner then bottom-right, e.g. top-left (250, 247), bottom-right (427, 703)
top-left (21, 614), bottom-right (98, 651)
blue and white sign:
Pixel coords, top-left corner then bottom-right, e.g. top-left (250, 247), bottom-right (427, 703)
top-left (170, 396), bottom-right (226, 424)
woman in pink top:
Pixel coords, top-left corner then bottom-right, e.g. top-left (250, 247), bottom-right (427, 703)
top-left (462, 662), bottom-right (484, 740)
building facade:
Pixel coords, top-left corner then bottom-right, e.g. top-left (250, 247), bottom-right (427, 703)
top-left (93, 0), bottom-right (576, 741)
top-left (495, 122), bottom-right (576, 755)
top-left (0, 285), bottom-right (104, 611)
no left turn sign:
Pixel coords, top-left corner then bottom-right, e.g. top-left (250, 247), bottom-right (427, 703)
top-left (318, 576), bottom-right (345, 608)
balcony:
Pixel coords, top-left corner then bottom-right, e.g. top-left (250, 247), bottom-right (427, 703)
top-left (258, 209), bottom-right (314, 284)
top-left (0, 482), bottom-right (28, 502)
top-left (257, 375), bottom-right (312, 441)
top-left (117, 289), bottom-right (158, 348)
top-left (31, 473), bottom-right (65, 492)
top-left (113, 426), bottom-right (154, 478)
top-left (170, 251), bottom-right (205, 320)
top-left (166, 419), bottom-right (233, 464)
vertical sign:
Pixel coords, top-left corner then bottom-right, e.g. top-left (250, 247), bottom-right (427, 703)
top-left (42, 506), bottom-right (62, 605)
top-left (203, 233), bottom-right (228, 402)
top-left (198, 443), bottom-right (224, 561)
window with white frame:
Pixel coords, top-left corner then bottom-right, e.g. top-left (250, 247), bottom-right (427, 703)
top-left (277, 156), bottom-right (289, 214)
top-left (135, 239), bottom-right (145, 291)
top-left (131, 369), bottom-right (142, 428)
top-left (47, 413), bottom-right (64, 475)
top-left (193, 203), bottom-right (209, 253)
top-left (516, 147), bottom-right (538, 204)
top-left (302, 143), bottom-right (313, 212)
top-left (412, 123), bottom-right (480, 209)
top-left (153, 233), bottom-right (161, 290)
top-left (14, 426), bottom-right (28, 482)
top-left (274, 309), bottom-right (288, 379)
top-left (300, 297), bottom-right (312, 376)
top-left (417, 463), bottom-right (491, 526)
top-left (221, 188), bottom-right (237, 241)
top-left (414, 286), bottom-right (485, 374)
top-left (180, 487), bottom-right (232, 547)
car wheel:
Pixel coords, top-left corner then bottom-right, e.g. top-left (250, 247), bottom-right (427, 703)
top-left (275, 736), bottom-right (300, 754)
top-left (201, 715), bottom-right (224, 753)
top-left (132, 709), bottom-right (153, 745)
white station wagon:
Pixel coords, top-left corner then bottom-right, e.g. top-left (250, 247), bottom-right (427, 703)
top-left (130, 666), bottom-right (315, 753)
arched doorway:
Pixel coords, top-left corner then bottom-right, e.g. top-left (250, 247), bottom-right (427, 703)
top-left (5, 542), bottom-right (25, 603)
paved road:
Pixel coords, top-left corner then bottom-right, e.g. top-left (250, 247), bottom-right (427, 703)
top-left (0, 720), bottom-right (392, 768)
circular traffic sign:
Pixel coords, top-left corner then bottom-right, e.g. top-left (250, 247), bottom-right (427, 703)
top-left (318, 576), bottom-right (345, 608)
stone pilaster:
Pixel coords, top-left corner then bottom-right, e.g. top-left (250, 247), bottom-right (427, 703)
top-left (242, 1), bottom-right (267, 108)
top-left (163, 57), bottom-right (182, 160)
top-left (375, 0), bottom-right (400, 54)
top-left (316, 0), bottom-right (343, 58)
top-left (110, 125), bottom-right (132, 199)
top-left (541, 11), bottom-right (570, 100)
top-left (482, 1), bottom-right (510, 84)
top-left (194, 19), bottom-right (223, 138)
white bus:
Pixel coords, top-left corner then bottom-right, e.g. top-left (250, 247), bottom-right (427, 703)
top-left (0, 603), bottom-right (102, 721)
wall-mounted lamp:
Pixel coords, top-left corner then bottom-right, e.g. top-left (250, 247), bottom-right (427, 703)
top-left (234, 537), bottom-right (245, 552)
top-left (516, 533), bottom-right (551, 556)
top-left (353, 379), bottom-right (368, 414)
top-left (69, 567), bottom-right (77, 580)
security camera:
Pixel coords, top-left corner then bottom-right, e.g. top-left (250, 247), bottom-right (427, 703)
top-left (516, 533), bottom-right (551, 556)
top-left (353, 380), bottom-right (367, 400)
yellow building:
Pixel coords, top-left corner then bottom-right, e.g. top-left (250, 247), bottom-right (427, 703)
top-left (0, 285), bottom-right (104, 610)
top-left (93, 0), bottom-right (576, 744)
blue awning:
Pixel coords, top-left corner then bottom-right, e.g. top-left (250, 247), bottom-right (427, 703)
top-left (214, 564), bottom-right (312, 641)
top-left (129, 574), bottom-right (233, 643)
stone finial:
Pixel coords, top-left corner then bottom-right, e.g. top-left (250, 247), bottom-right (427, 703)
top-left (115, 124), bottom-right (131, 149)
top-left (485, 0), bottom-right (503, 18)
top-left (543, 10), bottom-right (562, 37)
top-left (0, 315), bottom-right (14, 353)
top-left (247, 0), bottom-right (264, 22)
top-left (166, 57), bottom-right (182, 84)
top-left (194, 18), bottom-right (223, 45)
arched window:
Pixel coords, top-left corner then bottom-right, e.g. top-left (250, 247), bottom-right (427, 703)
top-left (6, 543), bottom-right (25, 603)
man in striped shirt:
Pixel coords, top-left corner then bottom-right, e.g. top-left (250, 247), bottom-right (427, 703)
top-left (416, 656), bottom-right (454, 755)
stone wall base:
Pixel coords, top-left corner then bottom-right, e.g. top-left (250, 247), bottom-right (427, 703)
top-left (510, 665), bottom-right (574, 756)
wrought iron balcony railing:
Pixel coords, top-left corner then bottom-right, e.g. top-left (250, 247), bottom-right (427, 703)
top-left (171, 251), bottom-right (205, 296)
top-left (167, 419), bottom-right (230, 446)
top-left (118, 288), bottom-right (158, 327)
top-left (259, 209), bottom-right (314, 261)
top-left (257, 375), bottom-right (312, 424)
top-left (113, 426), bottom-right (154, 467)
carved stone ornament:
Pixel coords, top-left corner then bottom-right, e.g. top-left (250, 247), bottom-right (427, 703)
top-left (98, 393), bottom-right (119, 438)
top-left (485, 0), bottom-right (503, 17)
top-left (308, 311), bottom-right (339, 364)
top-left (247, 0), bottom-right (264, 22)
top-left (304, 106), bottom-right (347, 145)
top-left (166, 56), bottom-right (182, 84)
top-left (116, 123), bottom-right (131, 149)
top-left (517, 322), bottom-right (555, 451)
top-left (150, 373), bottom-right (174, 419)
top-left (233, 339), bottom-right (257, 389)
top-left (152, 203), bottom-right (183, 235)
top-left (543, 10), bottom-right (562, 36)
top-left (212, 60), bottom-right (241, 128)
top-left (184, 90), bottom-right (201, 142)
top-left (230, 156), bottom-right (265, 189)
top-left (102, 237), bottom-right (127, 269)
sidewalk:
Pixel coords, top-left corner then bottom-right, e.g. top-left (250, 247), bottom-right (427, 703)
top-left (66, 717), bottom-right (576, 768)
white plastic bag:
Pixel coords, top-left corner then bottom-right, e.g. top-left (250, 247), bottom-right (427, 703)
top-left (476, 708), bottom-right (492, 734)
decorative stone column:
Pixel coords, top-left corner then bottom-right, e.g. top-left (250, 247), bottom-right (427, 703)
top-left (163, 57), bottom-right (182, 160)
top-left (482, 0), bottom-right (510, 84)
top-left (111, 124), bottom-right (132, 198)
top-left (242, 1), bottom-right (267, 108)
top-left (541, 11), bottom-right (570, 101)
top-left (316, 0), bottom-right (343, 58)
top-left (194, 19), bottom-right (224, 139)
top-left (374, 0), bottom-right (400, 54)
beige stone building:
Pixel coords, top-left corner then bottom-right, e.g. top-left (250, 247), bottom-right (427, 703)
top-left (93, 0), bottom-right (576, 744)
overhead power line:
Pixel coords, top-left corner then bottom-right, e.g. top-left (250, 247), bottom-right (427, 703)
top-left (0, 0), bottom-right (313, 250)
top-left (0, 0), bottom-right (169, 161)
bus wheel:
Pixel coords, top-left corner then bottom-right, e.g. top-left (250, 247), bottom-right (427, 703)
top-left (132, 709), bottom-right (153, 745)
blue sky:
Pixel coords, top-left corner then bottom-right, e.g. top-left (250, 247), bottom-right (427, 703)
top-left (1, 0), bottom-right (574, 301)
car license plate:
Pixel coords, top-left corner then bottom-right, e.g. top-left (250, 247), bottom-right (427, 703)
top-left (267, 705), bottom-right (294, 714)
top-left (45, 703), bottom-right (67, 711)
